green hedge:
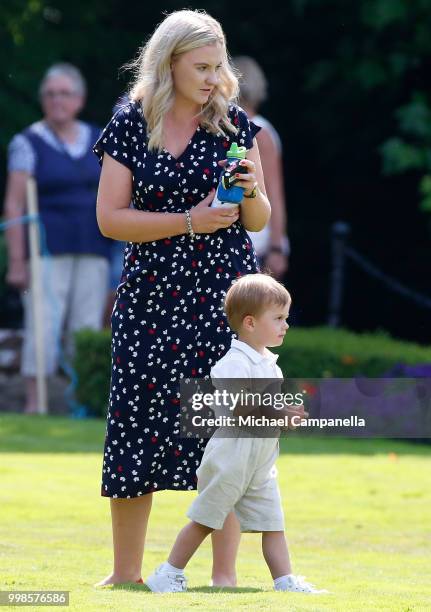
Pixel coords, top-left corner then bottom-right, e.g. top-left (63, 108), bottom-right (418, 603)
top-left (275, 326), bottom-right (431, 377)
top-left (74, 329), bottom-right (112, 418)
top-left (74, 326), bottom-right (431, 418)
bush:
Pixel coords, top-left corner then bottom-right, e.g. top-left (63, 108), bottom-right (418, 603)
top-left (74, 328), bottom-right (111, 418)
top-left (276, 326), bottom-right (431, 377)
top-left (74, 326), bottom-right (431, 417)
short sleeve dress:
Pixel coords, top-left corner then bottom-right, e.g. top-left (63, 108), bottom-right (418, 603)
top-left (93, 100), bottom-right (261, 498)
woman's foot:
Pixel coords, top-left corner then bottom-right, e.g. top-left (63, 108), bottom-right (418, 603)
top-left (94, 573), bottom-right (143, 587)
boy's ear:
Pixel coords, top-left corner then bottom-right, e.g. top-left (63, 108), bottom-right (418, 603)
top-left (242, 314), bottom-right (254, 330)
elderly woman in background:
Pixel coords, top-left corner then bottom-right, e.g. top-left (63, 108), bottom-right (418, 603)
top-left (3, 63), bottom-right (111, 413)
top-left (233, 56), bottom-right (290, 279)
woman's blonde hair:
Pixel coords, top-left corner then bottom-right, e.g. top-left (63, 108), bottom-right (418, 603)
top-left (126, 9), bottom-right (239, 151)
top-left (224, 274), bottom-right (291, 333)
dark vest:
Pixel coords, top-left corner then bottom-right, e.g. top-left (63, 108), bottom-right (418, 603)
top-left (23, 125), bottom-right (111, 259)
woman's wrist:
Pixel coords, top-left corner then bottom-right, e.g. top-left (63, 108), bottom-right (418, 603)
top-left (184, 209), bottom-right (195, 239)
top-left (241, 184), bottom-right (264, 205)
top-left (268, 236), bottom-right (290, 256)
top-left (243, 182), bottom-right (258, 198)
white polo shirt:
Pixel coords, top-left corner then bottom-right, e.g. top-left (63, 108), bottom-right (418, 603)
top-left (210, 338), bottom-right (284, 381)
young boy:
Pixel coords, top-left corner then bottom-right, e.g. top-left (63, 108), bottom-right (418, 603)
top-left (145, 274), bottom-right (328, 594)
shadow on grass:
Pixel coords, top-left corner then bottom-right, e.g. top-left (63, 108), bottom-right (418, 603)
top-left (185, 586), bottom-right (263, 593)
top-left (0, 413), bottom-right (430, 455)
top-left (107, 583), bottom-right (263, 594)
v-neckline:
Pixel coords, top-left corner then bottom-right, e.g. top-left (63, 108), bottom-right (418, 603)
top-left (162, 125), bottom-right (201, 162)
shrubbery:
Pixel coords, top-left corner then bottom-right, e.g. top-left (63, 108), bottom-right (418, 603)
top-left (74, 326), bottom-right (431, 417)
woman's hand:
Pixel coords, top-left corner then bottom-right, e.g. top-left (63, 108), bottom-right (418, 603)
top-left (218, 158), bottom-right (257, 196)
top-left (264, 251), bottom-right (289, 279)
top-left (190, 188), bottom-right (239, 233)
top-left (6, 259), bottom-right (29, 290)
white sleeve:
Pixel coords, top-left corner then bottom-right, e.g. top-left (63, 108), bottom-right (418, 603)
top-left (7, 134), bottom-right (36, 174)
top-left (210, 357), bottom-right (252, 395)
top-left (211, 357), bottom-right (251, 380)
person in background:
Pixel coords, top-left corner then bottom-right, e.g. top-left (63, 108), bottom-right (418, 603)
top-left (232, 56), bottom-right (290, 279)
top-left (3, 62), bottom-right (112, 413)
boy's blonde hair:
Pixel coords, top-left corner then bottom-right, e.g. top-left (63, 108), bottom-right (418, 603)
top-left (125, 9), bottom-right (239, 152)
top-left (224, 274), bottom-right (291, 333)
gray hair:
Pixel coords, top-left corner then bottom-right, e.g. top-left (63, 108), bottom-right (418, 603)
top-left (39, 63), bottom-right (87, 97)
top-left (232, 56), bottom-right (268, 109)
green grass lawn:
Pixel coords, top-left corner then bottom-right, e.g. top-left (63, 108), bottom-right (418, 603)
top-left (1, 413), bottom-right (430, 611)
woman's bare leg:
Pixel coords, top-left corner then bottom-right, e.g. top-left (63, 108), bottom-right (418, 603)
top-left (95, 493), bottom-right (153, 586)
top-left (210, 511), bottom-right (241, 587)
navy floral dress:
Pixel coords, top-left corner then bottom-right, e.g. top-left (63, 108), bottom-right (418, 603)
top-left (93, 100), bottom-right (261, 498)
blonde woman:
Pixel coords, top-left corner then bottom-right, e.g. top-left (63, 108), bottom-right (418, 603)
top-left (94, 9), bottom-right (270, 587)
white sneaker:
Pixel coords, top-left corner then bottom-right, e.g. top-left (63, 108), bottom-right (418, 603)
top-left (145, 564), bottom-right (187, 593)
top-left (274, 574), bottom-right (329, 594)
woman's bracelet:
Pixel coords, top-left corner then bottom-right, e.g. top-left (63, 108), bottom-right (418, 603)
top-left (185, 209), bottom-right (195, 240)
top-left (243, 182), bottom-right (258, 199)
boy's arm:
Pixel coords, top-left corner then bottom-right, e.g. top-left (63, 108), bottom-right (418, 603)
top-left (260, 402), bottom-right (309, 430)
top-left (257, 379), bottom-right (308, 429)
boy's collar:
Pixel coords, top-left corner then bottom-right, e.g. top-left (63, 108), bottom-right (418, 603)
top-left (231, 338), bottom-right (279, 365)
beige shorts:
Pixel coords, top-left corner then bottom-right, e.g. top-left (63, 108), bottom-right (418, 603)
top-left (187, 431), bottom-right (285, 533)
top-left (20, 255), bottom-right (109, 376)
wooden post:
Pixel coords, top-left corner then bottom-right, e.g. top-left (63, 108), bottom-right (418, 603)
top-left (26, 177), bottom-right (48, 414)
top-left (328, 221), bottom-right (350, 327)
